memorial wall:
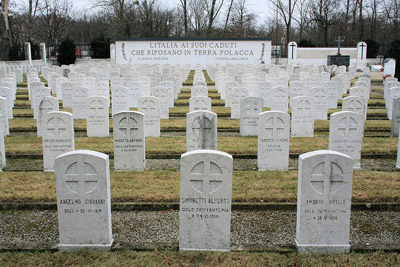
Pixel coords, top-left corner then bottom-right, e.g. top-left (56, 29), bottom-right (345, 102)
top-left (115, 39), bottom-right (272, 67)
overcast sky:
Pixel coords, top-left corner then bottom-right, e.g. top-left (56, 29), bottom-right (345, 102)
top-left (70, 0), bottom-right (271, 25)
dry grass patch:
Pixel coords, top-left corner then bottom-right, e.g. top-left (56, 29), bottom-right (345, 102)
top-left (0, 170), bottom-right (398, 203)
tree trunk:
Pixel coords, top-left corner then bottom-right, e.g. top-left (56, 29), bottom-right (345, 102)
top-left (207, 0), bottom-right (217, 36)
top-left (223, 0), bottom-right (234, 37)
top-left (0, 0), bottom-right (10, 61)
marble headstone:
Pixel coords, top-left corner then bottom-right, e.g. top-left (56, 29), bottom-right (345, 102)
top-left (329, 111), bottom-right (364, 169)
top-left (296, 150), bottom-right (353, 253)
top-left (186, 111), bottom-right (217, 152)
top-left (258, 111), bottom-right (290, 170)
top-left (86, 96), bottom-right (109, 137)
top-left (291, 96), bottom-right (314, 137)
top-left (37, 96), bottom-right (59, 136)
top-left (240, 97), bottom-right (263, 136)
top-left (138, 96), bottom-right (160, 137)
top-left (55, 150), bottom-right (112, 251)
top-left (189, 96), bottom-right (212, 112)
top-left (113, 111), bottom-right (145, 170)
top-left (391, 97), bottom-right (400, 137)
top-left (179, 150), bottom-right (233, 251)
top-left (42, 111), bottom-right (75, 171)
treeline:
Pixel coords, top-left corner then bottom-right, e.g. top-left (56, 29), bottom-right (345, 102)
top-left (1, 0), bottom-right (400, 59)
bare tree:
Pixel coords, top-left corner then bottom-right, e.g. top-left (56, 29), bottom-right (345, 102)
top-left (310, 0), bottom-right (341, 46)
top-left (269, 0), bottom-right (297, 54)
top-left (179, 0), bottom-right (189, 37)
top-left (37, 0), bottom-right (73, 44)
top-left (206, 0), bottom-right (224, 36)
top-left (293, 0), bottom-right (311, 40)
top-left (188, 0), bottom-right (208, 35)
top-left (230, 0), bottom-right (256, 37)
top-left (223, 0), bottom-right (234, 37)
top-left (0, 0), bottom-right (10, 60)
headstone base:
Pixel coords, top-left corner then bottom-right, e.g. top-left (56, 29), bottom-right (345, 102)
top-left (58, 240), bottom-right (113, 251)
top-left (296, 240), bottom-right (350, 253)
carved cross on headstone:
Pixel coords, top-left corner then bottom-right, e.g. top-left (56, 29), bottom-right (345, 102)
top-left (193, 99), bottom-right (208, 111)
top-left (335, 36), bottom-right (344, 56)
top-left (265, 115), bottom-right (285, 137)
top-left (360, 42), bottom-right (366, 59)
top-left (46, 116), bottom-right (67, 137)
top-left (348, 99), bottom-right (363, 113)
top-left (141, 100), bottom-right (157, 116)
top-left (290, 42), bottom-right (296, 59)
top-left (297, 99), bottom-right (312, 114)
top-left (189, 159), bottom-right (223, 194)
top-left (338, 116), bottom-right (358, 137)
top-left (244, 100), bottom-right (260, 117)
top-left (39, 100), bottom-right (55, 114)
top-left (89, 99), bottom-right (105, 115)
top-left (64, 160), bottom-right (98, 197)
top-left (192, 115), bottom-right (212, 147)
top-left (118, 115), bottom-right (138, 137)
top-left (310, 161), bottom-right (344, 196)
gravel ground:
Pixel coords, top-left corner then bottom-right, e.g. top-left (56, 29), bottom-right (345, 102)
top-left (1, 210), bottom-right (399, 251)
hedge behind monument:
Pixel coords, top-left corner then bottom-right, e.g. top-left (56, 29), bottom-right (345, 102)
top-left (57, 38), bottom-right (76, 65)
top-left (386, 40), bottom-right (400, 79)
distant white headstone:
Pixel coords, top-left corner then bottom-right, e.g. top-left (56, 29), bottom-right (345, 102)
top-left (391, 97), bottom-right (400, 137)
top-left (179, 150), bottom-right (233, 251)
top-left (37, 96), bottom-right (59, 137)
top-left (270, 86), bottom-right (288, 113)
top-left (111, 86), bottom-right (129, 115)
top-left (329, 111), bottom-right (364, 169)
top-left (138, 96), bottom-right (160, 137)
top-left (86, 96), bottom-right (109, 137)
top-left (240, 97), bottom-right (263, 136)
top-left (291, 96), bottom-right (314, 137)
top-left (72, 86), bottom-right (89, 119)
top-left (55, 150), bottom-right (112, 251)
top-left (189, 96), bottom-right (212, 112)
top-left (42, 111), bottom-right (75, 171)
top-left (186, 110), bottom-right (217, 152)
top-left (113, 111), bottom-right (145, 170)
top-left (296, 150), bottom-right (353, 253)
top-left (258, 111), bottom-right (290, 170)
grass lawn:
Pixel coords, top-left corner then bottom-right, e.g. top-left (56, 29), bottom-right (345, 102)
top-left (0, 250), bottom-right (399, 266)
top-left (0, 170), bottom-right (398, 203)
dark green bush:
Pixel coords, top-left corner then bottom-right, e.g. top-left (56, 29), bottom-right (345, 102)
top-left (57, 38), bottom-right (76, 65)
top-left (386, 40), bottom-right (400, 79)
top-left (365, 39), bottom-right (379, 58)
top-left (90, 35), bottom-right (110, 59)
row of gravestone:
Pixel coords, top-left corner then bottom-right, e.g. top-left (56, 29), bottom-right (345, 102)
top-left (55, 148), bottom-right (354, 253)
top-left (38, 107), bottom-right (366, 174)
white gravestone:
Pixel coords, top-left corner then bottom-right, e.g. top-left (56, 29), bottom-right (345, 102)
top-left (271, 86), bottom-right (289, 113)
top-left (0, 86), bottom-right (13, 119)
top-left (350, 86), bottom-right (369, 100)
top-left (42, 111), bottom-right (75, 171)
top-left (37, 96), bottom-right (59, 137)
top-left (310, 87), bottom-right (328, 120)
top-left (55, 150), bottom-right (113, 251)
top-left (296, 150), bottom-right (353, 253)
top-left (291, 96), bottom-right (314, 137)
top-left (391, 97), bottom-right (400, 137)
top-left (329, 111), bottom-right (364, 169)
top-left (72, 86), bottom-right (89, 119)
top-left (138, 96), bottom-right (160, 137)
top-left (397, 135), bottom-right (400, 169)
top-left (126, 81), bottom-right (141, 107)
top-left (113, 111), bottom-right (145, 170)
top-left (32, 86), bottom-right (51, 119)
top-left (179, 150), bottom-right (233, 251)
top-left (384, 58), bottom-right (396, 77)
top-left (186, 111), bottom-right (217, 152)
top-left (230, 87), bottom-right (248, 119)
top-left (189, 96), bottom-right (212, 112)
top-left (240, 97), bottom-right (263, 136)
top-left (151, 86), bottom-right (169, 119)
top-left (0, 117), bottom-right (6, 170)
top-left (289, 81), bottom-right (306, 108)
top-left (258, 81), bottom-right (273, 108)
top-left (342, 96), bottom-right (367, 120)
top-left (96, 81), bottom-right (110, 99)
top-left (325, 80), bottom-right (339, 109)
top-left (61, 82), bottom-right (76, 108)
top-left (87, 97), bottom-right (109, 137)
top-left (191, 86), bottom-right (208, 98)
top-left (111, 86), bottom-right (130, 115)
top-left (258, 111), bottom-right (290, 170)
top-left (0, 97), bottom-right (9, 136)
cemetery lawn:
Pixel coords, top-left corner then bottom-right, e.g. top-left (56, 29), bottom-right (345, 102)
top-left (0, 250), bottom-right (399, 266)
top-left (4, 136), bottom-right (398, 156)
top-left (0, 170), bottom-right (398, 203)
